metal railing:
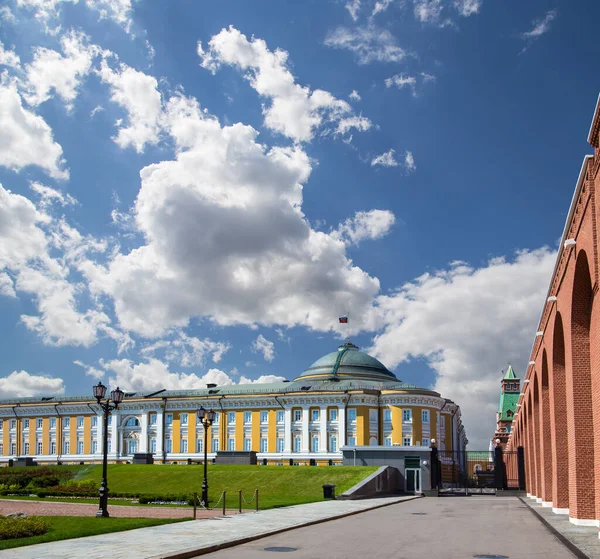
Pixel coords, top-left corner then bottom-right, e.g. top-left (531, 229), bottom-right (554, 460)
top-left (192, 489), bottom-right (259, 519)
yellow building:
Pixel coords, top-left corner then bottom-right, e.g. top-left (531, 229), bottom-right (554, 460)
top-left (0, 343), bottom-right (467, 464)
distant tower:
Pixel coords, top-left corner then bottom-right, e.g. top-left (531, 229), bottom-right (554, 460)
top-left (493, 365), bottom-right (520, 450)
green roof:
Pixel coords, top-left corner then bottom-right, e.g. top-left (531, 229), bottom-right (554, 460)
top-left (503, 364), bottom-right (517, 380)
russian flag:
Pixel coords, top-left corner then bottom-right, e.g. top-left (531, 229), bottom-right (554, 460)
top-left (339, 315), bottom-right (348, 324)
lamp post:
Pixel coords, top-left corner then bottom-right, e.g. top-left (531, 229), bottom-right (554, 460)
top-left (197, 406), bottom-right (216, 507)
top-left (93, 382), bottom-right (124, 518)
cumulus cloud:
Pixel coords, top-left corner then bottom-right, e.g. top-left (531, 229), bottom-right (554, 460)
top-left (412, 0), bottom-right (444, 24)
top-left (239, 374), bottom-right (286, 384)
top-left (0, 7), bottom-right (15, 22)
top-left (98, 58), bottom-right (163, 152)
top-left (385, 73), bottom-right (417, 95)
top-left (0, 272), bottom-right (16, 298)
top-left (453, 0), bottom-right (482, 17)
top-left (369, 247), bottom-right (556, 448)
top-left (23, 30), bottom-right (101, 111)
top-left (252, 334), bottom-right (275, 362)
top-left (0, 370), bottom-right (65, 397)
top-left (324, 25), bottom-right (407, 65)
top-left (404, 151), bottom-right (416, 172)
top-left (73, 359), bottom-right (104, 380)
top-left (0, 79), bottom-right (69, 179)
top-left (371, 148), bottom-right (399, 167)
top-left (30, 181), bottom-right (77, 208)
top-left (345, 0), bottom-right (361, 21)
top-left (349, 90), bottom-right (361, 102)
top-left (199, 26), bottom-right (371, 142)
top-left (140, 332), bottom-right (231, 367)
top-left (80, 92), bottom-right (381, 338)
top-left (372, 0), bottom-right (394, 17)
top-left (0, 42), bottom-right (20, 68)
top-left (333, 209), bottom-right (396, 245)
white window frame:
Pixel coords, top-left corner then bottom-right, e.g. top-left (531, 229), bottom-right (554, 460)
top-left (329, 435), bottom-right (337, 452)
top-left (347, 436), bottom-right (356, 446)
top-left (384, 437), bottom-right (392, 447)
top-left (212, 439), bottom-right (219, 452)
top-left (348, 408), bottom-right (357, 422)
top-left (77, 417), bottom-right (84, 428)
top-left (150, 439), bottom-right (157, 453)
top-left (228, 438), bottom-right (235, 451)
top-left (77, 440), bottom-right (84, 454)
top-left (403, 437), bottom-right (411, 446)
top-left (244, 412), bottom-right (252, 424)
top-left (196, 438), bottom-right (203, 453)
top-left (293, 436), bottom-right (301, 453)
top-left (37, 418), bottom-right (43, 429)
top-left (311, 409), bottom-right (319, 422)
top-left (181, 438), bottom-right (188, 453)
top-left (277, 438), bottom-right (284, 452)
top-left (384, 409), bottom-right (392, 422)
top-left (228, 412), bottom-right (236, 424)
top-left (329, 408), bottom-right (338, 421)
top-left (180, 413), bottom-right (188, 425)
top-left (293, 410), bottom-right (301, 422)
top-left (311, 436), bottom-right (319, 453)
top-left (260, 438), bottom-right (268, 453)
top-left (276, 411), bottom-right (284, 423)
top-left (403, 409), bottom-right (412, 422)
top-left (260, 411), bottom-right (268, 424)
top-left (24, 442), bottom-right (30, 455)
top-left (165, 414), bottom-right (173, 425)
top-left (23, 419), bottom-right (29, 429)
top-left (50, 441), bottom-right (56, 454)
top-left (244, 438), bottom-right (252, 451)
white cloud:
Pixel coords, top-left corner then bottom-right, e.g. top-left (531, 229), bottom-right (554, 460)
top-left (0, 272), bottom-right (16, 298)
top-left (90, 105), bottom-right (103, 117)
top-left (141, 332), bottom-right (231, 367)
top-left (420, 72), bottom-right (436, 83)
top-left (369, 247), bottom-right (556, 448)
top-left (371, 148), bottom-right (399, 167)
top-left (334, 209), bottom-right (396, 246)
top-left (0, 42), bottom-right (20, 68)
top-left (324, 25), bottom-right (407, 65)
top-left (23, 30), bottom-right (101, 111)
top-left (73, 359), bottom-right (104, 380)
top-left (345, 0), bottom-right (361, 21)
top-left (385, 73), bottom-right (417, 95)
top-left (0, 7), bottom-right (15, 22)
top-left (239, 374), bottom-right (286, 384)
top-left (372, 0), bottom-right (394, 17)
top-left (252, 334), bottom-right (275, 362)
top-left (0, 370), bottom-right (65, 397)
top-left (413, 0), bottom-right (444, 24)
top-left (349, 90), bottom-right (361, 102)
top-left (84, 92), bottom-right (381, 338)
top-left (404, 150), bottom-right (416, 172)
top-left (30, 181), bottom-right (77, 208)
top-left (453, 0), bottom-right (482, 17)
top-left (522, 9), bottom-right (557, 40)
top-left (98, 59), bottom-right (163, 152)
top-left (0, 79), bottom-right (69, 180)
top-left (199, 26), bottom-right (371, 142)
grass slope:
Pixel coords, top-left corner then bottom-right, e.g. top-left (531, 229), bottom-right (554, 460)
top-left (76, 465), bottom-right (378, 509)
top-left (0, 516), bottom-right (185, 550)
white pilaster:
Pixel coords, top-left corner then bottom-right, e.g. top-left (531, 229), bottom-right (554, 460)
top-left (97, 413), bottom-right (104, 453)
top-left (301, 407), bottom-right (309, 452)
top-left (110, 410), bottom-right (119, 456)
top-left (338, 406), bottom-right (346, 448)
top-left (156, 409), bottom-right (164, 454)
top-left (319, 406), bottom-right (328, 453)
top-left (283, 408), bottom-right (292, 453)
top-left (139, 412), bottom-right (148, 453)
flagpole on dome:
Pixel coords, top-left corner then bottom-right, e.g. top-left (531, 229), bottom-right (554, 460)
top-left (338, 312), bottom-right (349, 342)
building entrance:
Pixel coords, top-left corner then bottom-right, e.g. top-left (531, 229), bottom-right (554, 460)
top-left (405, 468), bottom-right (421, 493)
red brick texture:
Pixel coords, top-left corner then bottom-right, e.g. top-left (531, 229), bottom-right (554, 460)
top-left (507, 98), bottom-right (600, 523)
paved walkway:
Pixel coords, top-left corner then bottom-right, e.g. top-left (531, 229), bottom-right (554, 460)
top-left (0, 499), bottom-right (239, 519)
top-left (0, 495), bottom-right (417, 558)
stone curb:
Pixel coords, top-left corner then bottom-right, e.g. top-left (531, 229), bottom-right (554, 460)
top-left (149, 495), bottom-right (421, 559)
top-left (518, 497), bottom-right (591, 559)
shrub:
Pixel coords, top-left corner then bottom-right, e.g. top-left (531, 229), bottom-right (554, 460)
top-left (0, 517), bottom-right (49, 540)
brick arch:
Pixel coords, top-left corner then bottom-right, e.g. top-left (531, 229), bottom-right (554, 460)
top-left (532, 373), bottom-right (541, 497)
top-left (526, 395), bottom-right (536, 495)
top-left (551, 312), bottom-right (569, 510)
top-left (568, 250), bottom-right (596, 519)
top-left (539, 350), bottom-right (553, 502)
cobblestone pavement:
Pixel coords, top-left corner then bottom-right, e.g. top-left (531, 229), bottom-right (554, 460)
top-left (0, 499), bottom-right (242, 519)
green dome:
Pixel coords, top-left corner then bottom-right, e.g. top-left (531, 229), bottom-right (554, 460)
top-left (295, 342), bottom-right (398, 382)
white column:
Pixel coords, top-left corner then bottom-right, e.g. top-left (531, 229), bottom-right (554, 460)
top-left (319, 407), bottom-right (328, 453)
top-left (283, 408), bottom-right (292, 453)
top-left (139, 412), bottom-right (148, 453)
top-left (156, 409), bottom-right (164, 454)
top-left (301, 407), bottom-right (310, 453)
top-left (110, 410), bottom-right (119, 456)
top-left (97, 413), bottom-right (104, 454)
top-left (338, 406), bottom-right (346, 448)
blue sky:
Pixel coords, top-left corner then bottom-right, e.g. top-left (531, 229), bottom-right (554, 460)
top-left (0, 0), bottom-right (598, 447)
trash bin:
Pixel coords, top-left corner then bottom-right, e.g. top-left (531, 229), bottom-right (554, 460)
top-left (322, 484), bottom-right (336, 499)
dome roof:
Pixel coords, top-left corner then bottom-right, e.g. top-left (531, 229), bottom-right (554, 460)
top-left (295, 342), bottom-right (398, 382)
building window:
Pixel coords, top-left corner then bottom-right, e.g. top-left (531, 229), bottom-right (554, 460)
top-left (311, 436), bottom-right (319, 453)
top-left (24, 443), bottom-right (30, 455)
top-left (181, 439), bottom-right (188, 453)
top-left (0, 419), bottom-right (3, 430)
top-left (92, 440), bottom-right (98, 453)
top-left (23, 419), bottom-right (29, 429)
top-left (128, 439), bottom-right (137, 454)
top-left (384, 437), bottom-right (392, 447)
top-left (228, 412), bottom-right (236, 424)
top-left (329, 409), bottom-right (338, 421)
top-left (213, 413), bottom-right (220, 424)
top-left (212, 439), bottom-right (219, 452)
top-left (403, 437), bottom-right (411, 446)
top-left (293, 410), bottom-right (302, 422)
top-left (10, 443), bottom-right (16, 455)
top-left (125, 417), bottom-right (140, 427)
top-left (165, 439), bottom-right (172, 453)
top-left (347, 436), bottom-right (356, 446)
top-left (77, 417), bottom-right (84, 428)
top-left (228, 438), bottom-right (235, 451)
top-left (165, 414), bottom-right (173, 425)
top-left (276, 411), bottom-right (284, 423)
top-left (384, 409), bottom-right (392, 422)
top-left (64, 417), bottom-right (70, 428)
top-left (260, 411), bottom-right (268, 423)
top-left (244, 412), bottom-right (252, 424)
top-left (37, 442), bottom-right (43, 454)
top-left (0, 443), bottom-right (3, 455)
top-left (149, 413), bottom-right (157, 425)
top-left (329, 436), bottom-right (337, 452)
top-left (10, 419), bottom-right (16, 430)
top-left (63, 441), bottom-right (70, 454)
top-left (244, 438), bottom-right (252, 451)
top-left (294, 436), bottom-right (301, 453)
top-left (260, 438), bottom-right (268, 453)
top-left (36, 418), bottom-right (43, 429)
top-left (107, 440), bottom-right (112, 452)
top-left (181, 413), bottom-right (188, 425)
top-left (77, 441), bottom-right (84, 454)
top-left (150, 439), bottom-right (157, 453)
top-left (422, 410), bottom-right (430, 423)
top-left (403, 409), bottom-right (412, 422)
top-left (92, 416), bottom-right (98, 427)
top-left (196, 438), bottom-right (203, 453)
top-left (311, 409), bottom-right (319, 422)
top-left (50, 417), bottom-right (56, 429)
top-left (50, 441), bottom-right (56, 454)
top-left (277, 438), bottom-right (284, 452)
top-left (422, 437), bottom-right (430, 447)
top-left (348, 409), bottom-right (357, 422)
top-left (441, 415), bottom-right (446, 429)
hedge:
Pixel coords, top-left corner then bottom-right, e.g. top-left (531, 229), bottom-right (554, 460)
top-left (0, 517), bottom-right (49, 540)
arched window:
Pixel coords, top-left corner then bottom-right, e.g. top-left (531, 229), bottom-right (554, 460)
top-left (124, 417), bottom-right (140, 427)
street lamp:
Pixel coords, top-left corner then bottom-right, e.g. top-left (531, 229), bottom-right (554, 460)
top-left (197, 406), bottom-right (216, 507)
top-left (93, 382), bottom-right (124, 518)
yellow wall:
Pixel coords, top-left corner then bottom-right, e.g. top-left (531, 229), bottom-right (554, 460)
top-left (444, 414), bottom-right (453, 450)
top-left (391, 406), bottom-right (402, 445)
top-left (28, 420), bottom-right (36, 454)
top-left (412, 407), bottom-right (422, 446)
top-left (235, 411), bottom-right (244, 451)
top-left (2, 422), bottom-right (8, 455)
top-left (252, 410), bottom-right (260, 451)
top-left (42, 417), bottom-right (50, 455)
top-left (70, 416), bottom-right (77, 454)
top-left (172, 412), bottom-right (181, 453)
top-left (83, 416), bottom-right (91, 454)
top-left (268, 410), bottom-right (277, 452)
top-left (189, 411), bottom-right (197, 452)
top-left (355, 406), bottom-right (370, 445)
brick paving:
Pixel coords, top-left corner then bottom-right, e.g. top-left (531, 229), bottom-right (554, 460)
top-left (0, 499), bottom-right (242, 519)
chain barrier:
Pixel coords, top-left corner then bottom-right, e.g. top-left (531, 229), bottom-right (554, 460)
top-left (238, 489), bottom-right (259, 512)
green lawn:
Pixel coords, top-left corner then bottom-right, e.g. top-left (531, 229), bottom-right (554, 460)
top-left (75, 464), bottom-right (378, 509)
top-left (0, 516), bottom-right (185, 550)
